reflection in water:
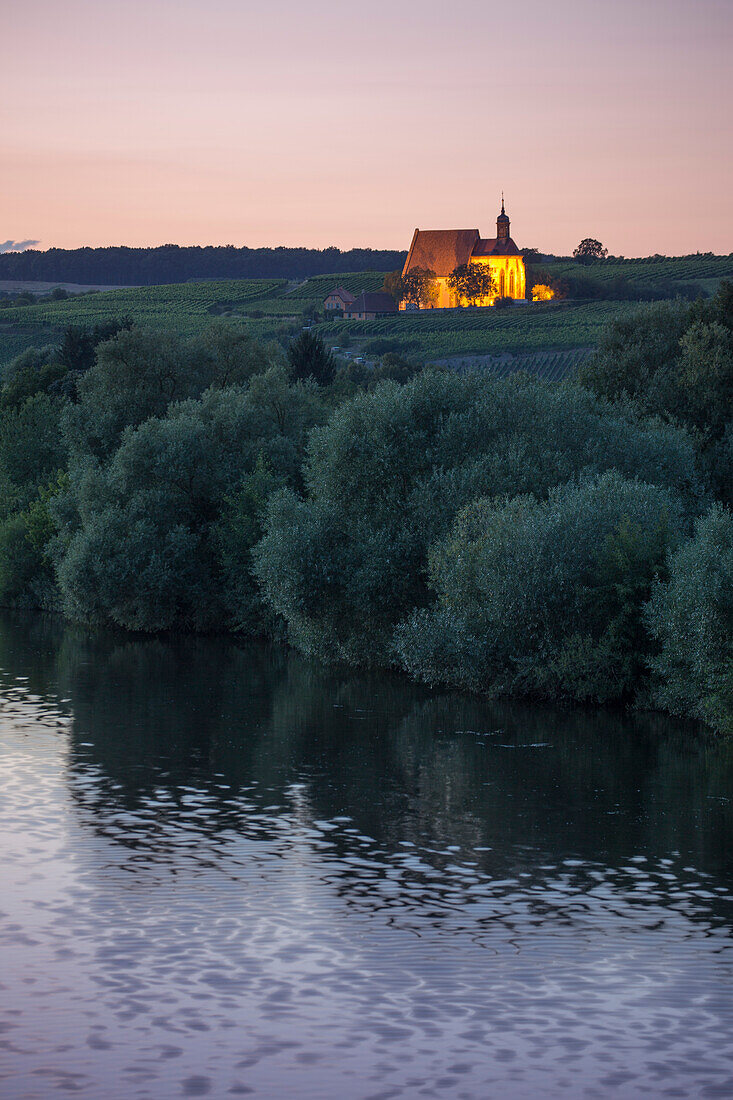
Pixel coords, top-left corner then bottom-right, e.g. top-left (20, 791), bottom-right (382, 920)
top-left (0, 612), bottom-right (731, 1099)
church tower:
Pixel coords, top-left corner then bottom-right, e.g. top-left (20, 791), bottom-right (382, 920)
top-left (496, 194), bottom-right (510, 241)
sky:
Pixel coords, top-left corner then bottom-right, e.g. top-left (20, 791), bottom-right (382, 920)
top-left (2, 0), bottom-right (732, 256)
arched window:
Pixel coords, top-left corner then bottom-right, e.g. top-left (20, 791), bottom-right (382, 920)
top-left (499, 271), bottom-right (505, 296)
top-left (509, 271), bottom-right (515, 297)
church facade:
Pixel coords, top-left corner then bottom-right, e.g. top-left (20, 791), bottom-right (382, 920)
top-left (401, 200), bottom-right (525, 308)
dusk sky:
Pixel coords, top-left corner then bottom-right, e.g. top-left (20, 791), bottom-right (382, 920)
top-left (3, 0), bottom-right (732, 255)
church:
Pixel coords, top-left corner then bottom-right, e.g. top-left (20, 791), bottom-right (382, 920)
top-left (401, 199), bottom-right (526, 308)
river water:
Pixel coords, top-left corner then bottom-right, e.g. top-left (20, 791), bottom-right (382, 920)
top-left (0, 613), bottom-right (731, 1099)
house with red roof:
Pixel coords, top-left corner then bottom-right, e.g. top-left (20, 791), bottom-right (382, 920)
top-left (323, 286), bottom-right (356, 314)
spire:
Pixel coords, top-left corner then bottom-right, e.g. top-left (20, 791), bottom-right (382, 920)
top-left (497, 193), bottom-right (510, 240)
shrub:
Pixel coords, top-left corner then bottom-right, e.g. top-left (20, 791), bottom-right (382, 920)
top-left (645, 505), bottom-right (733, 733)
top-left (55, 376), bottom-right (325, 632)
top-left (395, 472), bottom-right (683, 703)
top-left (255, 371), bottom-right (699, 666)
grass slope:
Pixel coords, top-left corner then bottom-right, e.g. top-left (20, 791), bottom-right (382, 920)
top-left (1, 255), bottom-right (730, 369)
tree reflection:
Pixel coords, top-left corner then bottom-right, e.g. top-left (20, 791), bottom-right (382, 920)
top-left (0, 611), bottom-right (730, 932)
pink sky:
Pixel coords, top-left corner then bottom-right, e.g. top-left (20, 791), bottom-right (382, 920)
top-left (3, 0), bottom-right (732, 256)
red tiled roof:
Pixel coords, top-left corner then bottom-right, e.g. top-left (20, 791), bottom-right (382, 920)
top-left (346, 292), bottom-right (397, 314)
top-left (402, 229), bottom-right (480, 277)
top-left (471, 237), bottom-right (522, 257)
top-left (325, 285), bottom-right (356, 303)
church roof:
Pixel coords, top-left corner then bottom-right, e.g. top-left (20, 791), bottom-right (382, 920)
top-left (472, 237), bottom-right (522, 257)
top-left (402, 229), bottom-right (480, 277)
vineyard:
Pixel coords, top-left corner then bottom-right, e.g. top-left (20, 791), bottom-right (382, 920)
top-left (540, 254), bottom-right (733, 288)
top-left (435, 347), bottom-right (594, 382)
top-left (0, 254), bottom-right (730, 369)
top-left (313, 301), bottom-right (646, 359)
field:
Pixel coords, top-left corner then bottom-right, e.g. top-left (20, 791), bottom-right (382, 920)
top-left (1, 255), bottom-right (730, 371)
top-left (313, 301), bottom-right (645, 360)
top-left (540, 254), bottom-right (733, 287)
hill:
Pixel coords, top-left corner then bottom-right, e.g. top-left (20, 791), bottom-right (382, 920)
top-left (1, 255), bottom-right (731, 373)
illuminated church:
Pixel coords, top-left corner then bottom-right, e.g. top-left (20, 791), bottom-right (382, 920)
top-left (401, 198), bottom-right (525, 307)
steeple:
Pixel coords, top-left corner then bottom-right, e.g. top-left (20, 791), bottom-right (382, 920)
top-left (496, 192), bottom-right (510, 241)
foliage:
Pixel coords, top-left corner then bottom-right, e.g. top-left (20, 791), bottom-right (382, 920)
top-left (573, 238), bottom-right (608, 264)
top-left (0, 393), bottom-right (67, 517)
top-left (55, 377), bottom-right (325, 632)
top-left (402, 267), bottom-right (438, 308)
top-left (395, 472), bottom-right (682, 703)
top-left (0, 245), bottom-right (406, 286)
top-left (337, 353), bottom-right (423, 391)
top-left (213, 455), bottom-right (288, 635)
top-left (382, 270), bottom-right (406, 305)
top-left (59, 318), bottom-right (133, 373)
top-left (287, 331), bottom-right (336, 386)
top-left (447, 264), bottom-right (496, 306)
top-left (645, 506), bottom-right (733, 735)
top-left (64, 323), bottom-right (280, 460)
top-left (254, 370), bottom-right (700, 667)
top-left (0, 473), bottom-right (67, 608)
top-left (578, 285), bottom-right (733, 505)
top-left (0, 346), bottom-right (68, 410)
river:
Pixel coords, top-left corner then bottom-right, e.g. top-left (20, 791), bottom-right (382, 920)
top-left (0, 613), bottom-right (731, 1098)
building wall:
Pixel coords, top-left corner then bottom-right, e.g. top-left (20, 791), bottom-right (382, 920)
top-left (468, 255), bottom-right (526, 304)
top-left (399, 256), bottom-right (526, 310)
top-left (324, 294), bottom-right (351, 311)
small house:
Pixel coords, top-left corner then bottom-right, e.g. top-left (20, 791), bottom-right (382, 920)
top-left (343, 292), bottom-right (398, 320)
top-left (323, 286), bottom-right (356, 313)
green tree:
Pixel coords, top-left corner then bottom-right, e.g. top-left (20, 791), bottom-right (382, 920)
top-left (447, 264), bottom-right (496, 306)
top-left (382, 270), bottom-right (406, 305)
top-left (54, 377), bottom-right (325, 632)
top-left (0, 394), bottom-right (67, 518)
top-left (65, 325), bottom-right (275, 461)
top-left (402, 267), bottom-right (438, 308)
top-left (254, 370), bottom-right (699, 667)
top-left (573, 238), bottom-right (608, 264)
top-left (287, 331), bottom-right (336, 386)
top-left (645, 505), bottom-right (733, 734)
top-left (395, 472), bottom-right (682, 703)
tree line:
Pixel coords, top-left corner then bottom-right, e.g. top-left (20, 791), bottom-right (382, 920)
top-left (0, 245), bottom-right (408, 286)
top-left (0, 284), bottom-right (730, 734)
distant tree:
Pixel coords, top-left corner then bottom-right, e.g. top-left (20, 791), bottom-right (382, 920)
top-left (59, 317), bottom-right (133, 374)
top-left (382, 270), bottom-right (406, 305)
top-left (573, 238), bottom-right (608, 265)
top-left (402, 267), bottom-right (438, 308)
top-left (287, 331), bottom-right (336, 386)
top-left (447, 264), bottom-right (496, 306)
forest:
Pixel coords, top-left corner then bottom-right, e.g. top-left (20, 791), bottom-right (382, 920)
top-left (0, 244), bottom-right (407, 286)
top-left (0, 285), bottom-right (730, 734)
